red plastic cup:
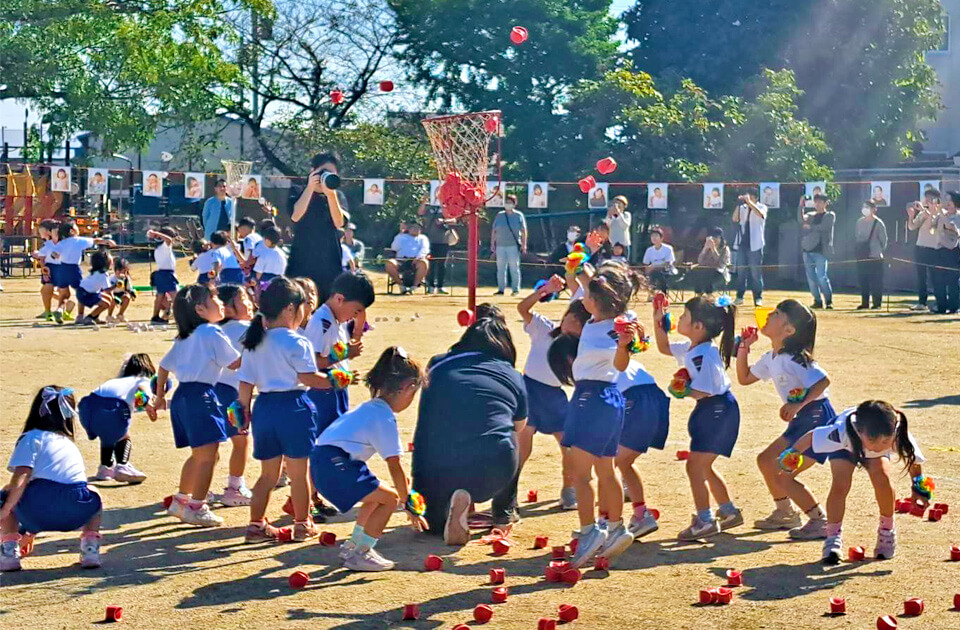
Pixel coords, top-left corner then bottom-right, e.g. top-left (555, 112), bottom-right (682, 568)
top-left (895, 499), bottom-right (911, 514)
top-left (649, 508), bottom-right (660, 520)
top-left (402, 604), bottom-right (421, 620)
top-left (561, 568), bottom-right (581, 585)
top-left (934, 502), bottom-right (949, 514)
top-left (951, 545), bottom-right (960, 561)
top-left (527, 490), bottom-right (538, 502)
top-left (596, 157), bottom-right (617, 175)
top-left (558, 604), bottom-right (579, 622)
top-left (848, 546), bottom-right (865, 561)
top-left (726, 569), bottom-right (743, 586)
top-left (378, 80), bottom-right (394, 93)
top-left (910, 503), bottom-right (926, 518)
top-left (491, 587), bottom-right (508, 603)
top-left (288, 570), bottom-right (309, 589)
top-left (929, 509), bottom-right (943, 522)
top-left (492, 538), bottom-right (511, 556)
top-left (954, 592), bottom-right (960, 609)
top-left (509, 26), bottom-right (528, 45)
top-left (534, 535), bottom-right (549, 549)
top-left (594, 556), bottom-right (610, 571)
top-left (162, 495), bottom-right (174, 509)
top-left (716, 587), bottom-right (734, 605)
top-left (544, 565), bottom-right (562, 583)
top-left (473, 604), bottom-right (494, 623)
top-left (568, 538), bottom-right (579, 554)
top-left (699, 589), bottom-right (718, 605)
top-left (903, 597), bottom-right (924, 616)
top-left (829, 597), bottom-right (846, 614)
top-left (489, 568), bottom-right (506, 584)
top-left (457, 309), bottom-right (475, 327)
top-left (676, 450), bottom-right (691, 461)
top-left (319, 531), bottom-right (336, 546)
top-left (105, 605), bottom-right (123, 622)
top-left (578, 176), bottom-right (597, 194)
top-left (277, 527), bottom-right (293, 542)
top-left (551, 546), bottom-right (566, 559)
top-left (876, 614), bottom-right (898, 630)
top-left (453, 625), bottom-right (470, 630)
top-left (538, 618), bottom-right (557, 630)
top-left (330, 90), bottom-right (344, 105)
top-left (424, 554), bottom-right (443, 571)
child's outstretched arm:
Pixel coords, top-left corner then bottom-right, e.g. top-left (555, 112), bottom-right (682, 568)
top-left (0, 467), bottom-right (32, 523)
top-left (146, 229), bottom-right (176, 246)
top-left (735, 328), bottom-right (760, 385)
top-left (386, 456), bottom-right (427, 531)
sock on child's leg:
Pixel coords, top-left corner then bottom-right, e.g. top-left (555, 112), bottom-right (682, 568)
top-left (632, 502), bottom-right (647, 519)
top-left (697, 508), bottom-right (714, 523)
top-left (100, 445), bottom-right (115, 467)
top-left (114, 438), bottom-right (131, 465)
top-left (227, 475), bottom-right (243, 490)
top-left (357, 531), bottom-right (378, 549)
top-left (350, 524), bottom-right (365, 544)
top-left (879, 515), bottom-right (894, 531)
top-left (718, 501), bottom-right (738, 515)
top-left (826, 522), bottom-right (842, 537)
top-left (774, 497), bottom-right (792, 513)
top-left (806, 505), bottom-right (826, 521)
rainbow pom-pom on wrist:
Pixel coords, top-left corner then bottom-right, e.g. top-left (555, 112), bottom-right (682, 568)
top-left (226, 400), bottom-right (246, 432)
top-left (660, 312), bottom-right (675, 333)
top-left (329, 341), bottom-right (349, 363)
top-left (787, 388), bottom-right (808, 403)
top-left (629, 336), bottom-right (650, 354)
top-left (564, 244), bottom-right (588, 275)
top-left (912, 475), bottom-right (935, 500)
top-left (330, 368), bottom-right (355, 390)
top-left (133, 390), bottom-right (149, 411)
top-left (405, 490), bottom-right (427, 516)
top-left (668, 368), bottom-right (692, 399)
top-left (778, 448), bottom-right (804, 473)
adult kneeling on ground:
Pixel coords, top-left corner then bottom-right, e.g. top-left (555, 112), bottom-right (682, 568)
top-left (412, 317), bottom-right (527, 545)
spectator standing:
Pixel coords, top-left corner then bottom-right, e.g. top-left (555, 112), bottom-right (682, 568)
top-left (855, 200), bottom-right (888, 310)
top-left (906, 189), bottom-right (943, 311)
top-left (418, 197), bottom-right (457, 294)
top-left (201, 179), bottom-right (236, 241)
top-left (490, 195), bottom-right (527, 296)
top-left (932, 191), bottom-right (960, 314)
top-left (732, 191), bottom-right (768, 306)
top-left (798, 194), bottom-right (836, 309)
top-left (605, 196), bottom-right (632, 259)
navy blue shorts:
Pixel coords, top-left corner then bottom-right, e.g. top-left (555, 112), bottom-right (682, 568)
top-left (55, 263), bottom-right (82, 289)
top-left (170, 381), bottom-right (228, 449)
top-left (151, 269), bottom-right (179, 294)
top-left (620, 384), bottom-right (671, 454)
top-left (219, 268), bottom-right (245, 285)
top-left (310, 445), bottom-right (380, 514)
top-left (196, 272), bottom-right (218, 285)
top-left (307, 387), bottom-right (349, 434)
top-left (782, 398), bottom-right (836, 464)
top-left (561, 380), bottom-right (624, 458)
top-left (259, 272), bottom-right (279, 286)
top-left (688, 390), bottom-right (740, 457)
top-left (251, 390), bottom-right (317, 460)
top-left (79, 393), bottom-right (132, 446)
top-left (1, 479), bottom-right (101, 535)
top-left (214, 383), bottom-right (243, 438)
top-left (523, 375), bottom-right (568, 435)
top-left (77, 287), bottom-right (103, 308)
top-left (42, 264), bottom-right (58, 286)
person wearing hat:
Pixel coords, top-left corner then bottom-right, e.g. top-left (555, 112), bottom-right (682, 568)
top-left (343, 222), bottom-right (365, 268)
top-left (605, 196), bottom-right (632, 260)
top-left (386, 220), bottom-right (430, 294)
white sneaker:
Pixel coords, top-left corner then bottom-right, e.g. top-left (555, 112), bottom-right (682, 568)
top-left (754, 508), bottom-right (802, 531)
top-left (182, 503), bottom-right (224, 527)
top-left (822, 534), bottom-right (843, 564)
top-left (113, 463), bottom-right (147, 484)
top-left (339, 540), bottom-right (357, 561)
top-left (444, 489), bottom-right (471, 546)
top-left (93, 465), bottom-right (115, 481)
top-left (559, 487), bottom-right (577, 511)
top-left (343, 546), bottom-right (394, 571)
top-left (910, 303), bottom-right (928, 311)
top-left (167, 497), bottom-right (187, 520)
top-left (79, 536), bottom-right (102, 569)
top-left (0, 540), bottom-right (22, 572)
top-left (570, 524), bottom-right (607, 569)
top-left (678, 514), bottom-right (721, 541)
top-left (628, 513), bottom-right (659, 539)
top-left (220, 487), bottom-right (252, 507)
top-left (788, 518), bottom-right (828, 540)
top-left (597, 524), bottom-right (635, 562)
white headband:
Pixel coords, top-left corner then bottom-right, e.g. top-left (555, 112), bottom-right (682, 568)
top-left (40, 387), bottom-right (77, 420)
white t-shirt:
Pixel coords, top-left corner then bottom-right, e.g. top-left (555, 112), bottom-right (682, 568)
top-left (242, 232), bottom-right (263, 258)
top-left (55, 236), bottom-right (95, 265)
top-left (237, 327), bottom-right (317, 392)
top-left (573, 318), bottom-right (619, 383)
top-left (617, 360), bottom-right (657, 392)
top-left (254, 246), bottom-right (287, 275)
top-left (749, 351), bottom-right (829, 404)
top-left (79, 271), bottom-right (116, 294)
top-left (252, 240), bottom-right (268, 259)
top-left (93, 376), bottom-right (152, 409)
top-left (642, 244), bottom-right (676, 273)
top-left (303, 303), bottom-right (350, 371)
top-left (155, 242), bottom-right (177, 271)
top-left (317, 398), bottom-right (404, 462)
top-left (39, 239), bottom-right (59, 265)
top-left (738, 203), bottom-right (768, 252)
top-left (669, 340), bottom-right (731, 396)
top-left (523, 313), bottom-right (561, 387)
top-left (160, 323), bottom-right (240, 385)
top-left (218, 320), bottom-right (251, 390)
top-left (219, 246), bottom-right (241, 270)
top-left (191, 249), bottom-right (223, 274)
top-left (391, 233), bottom-right (430, 259)
top-left (341, 243), bottom-right (354, 270)
top-left (812, 408), bottom-right (926, 463)
top-left (8, 429), bottom-right (87, 484)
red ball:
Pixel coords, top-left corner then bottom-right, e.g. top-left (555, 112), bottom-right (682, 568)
top-left (378, 80), bottom-right (394, 92)
top-left (288, 570), bottom-right (309, 589)
top-left (473, 604), bottom-right (494, 623)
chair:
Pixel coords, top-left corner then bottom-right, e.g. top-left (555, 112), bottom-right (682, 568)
top-left (384, 249), bottom-right (429, 295)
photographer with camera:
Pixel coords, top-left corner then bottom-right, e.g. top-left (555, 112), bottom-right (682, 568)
top-left (288, 152), bottom-right (349, 300)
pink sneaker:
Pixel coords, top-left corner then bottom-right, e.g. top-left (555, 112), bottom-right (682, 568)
top-left (220, 486), bottom-right (252, 507)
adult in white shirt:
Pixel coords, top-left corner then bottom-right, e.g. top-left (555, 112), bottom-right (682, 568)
top-left (906, 189), bottom-right (943, 311)
top-left (385, 221), bottom-right (430, 294)
top-left (605, 195), bottom-right (632, 259)
top-left (932, 190), bottom-right (960, 314)
top-left (732, 191), bottom-right (768, 306)
top-left (641, 227), bottom-right (676, 293)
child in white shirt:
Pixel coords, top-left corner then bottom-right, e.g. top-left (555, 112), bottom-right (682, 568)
top-left (76, 250), bottom-right (117, 324)
top-left (253, 226), bottom-right (287, 288)
top-left (146, 227), bottom-right (180, 324)
top-left (190, 239), bottom-right (223, 286)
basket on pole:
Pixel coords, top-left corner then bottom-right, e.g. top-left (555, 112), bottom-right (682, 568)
top-left (222, 160), bottom-right (252, 239)
top-left (421, 111), bottom-right (502, 325)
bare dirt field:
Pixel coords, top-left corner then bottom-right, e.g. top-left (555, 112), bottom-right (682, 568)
top-left (1, 260), bottom-right (959, 629)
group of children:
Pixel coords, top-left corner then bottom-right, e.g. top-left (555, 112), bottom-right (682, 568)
top-left (1, 239), bottom-right (934, 576)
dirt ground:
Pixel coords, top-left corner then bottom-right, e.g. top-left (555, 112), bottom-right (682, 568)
top-left (1, 259), bottom-right (959, 629)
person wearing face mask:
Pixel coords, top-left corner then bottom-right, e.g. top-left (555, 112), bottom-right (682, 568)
top-left (855, 200), bottom-right (888, 310)
top-left (490, 194), bottom-right (527, 296)
top-left (550, 226), bottom-right (583, 267)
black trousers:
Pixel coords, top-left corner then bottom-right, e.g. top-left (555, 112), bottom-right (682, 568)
top-left (427, 243), bottom-right (449, 289)
top-left (414, 437), bottom-right (518, 534)
top-left (915, 245), bottom-right (937, 306)
top-left (690, 268), bottom-right (725, 295)
top-left (933, 247), bottom-right (960, 313)
top-left (857, 258), bottom-right (884, 307)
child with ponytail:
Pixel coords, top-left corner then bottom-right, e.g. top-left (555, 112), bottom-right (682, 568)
top-left (312, 347), bottom-right (428, 571)
top-left (786, 401), bottom-right (927, 563)
top-left (237, 278), bottom-right (334, 543)
top-left (654, 295), bottom-right (742, 540)
top-left (737, 299), bottom-right (833, 539)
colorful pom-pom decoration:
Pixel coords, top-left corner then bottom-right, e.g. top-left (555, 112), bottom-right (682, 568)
top-left (715, 295), bottom-right (733, 308)
top-left (913, 475), bottom-right (935, 500)
top-left (564, 243), bottom-right (588, 276)
top-left (150, 374), bottom-right (173, 394)
top-left (330, 368), bottom-right (355, 390)
top-left (133, 390), bottom-right (149, 411)
top-left (406, 490), bottom-right (427, 516)
top-left (661, 312), bottom-right (674, 333)
top-left (668, 368), bottom-right (692, 399)
top-left (778, 449), bottom-right (804, 473)
top-left (629, 336), bottom-right (650, 354)
top-left (533, 279), bottom-right (557, 303)
top-left (226, 400), bottom-right (246, 432)
top-left (787, 387), bottom-right (807, 403)
top-left (330, 341), bottom-right (349, 363)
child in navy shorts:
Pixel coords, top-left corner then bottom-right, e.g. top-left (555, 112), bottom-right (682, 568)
top-left (312, 347), bottom-right (427, 571)
top-left (111, 257), bottom-right (137, 323)
top-left (562, 264), bottom-right (642, 569)
top-left (80, 353), bottom-right (158, 484)
top-left (76, 250), bottom-right (117, 325)
top-left (516, 274), bottom-right (589, 511)
top-left (653, 295), bottom-right (742, 541)
top-left (147, 227), bottom-right (181, 324)
top-left (238, 278), bottom-right (334, 543)
top-left (52, 220), bottom-right (114, 324)
top-left (190, 238), bottom-right (223, 286)
top-left (737, 299), bottom-right (833, 539)
top-left (1, 387), bottom-right (103, 572)
top-left (156, 284), bottom-right (241, 528)
top-left (211, 231), bottom-right (245, 285)
top-left (31, 218), bottom-right (60, 321)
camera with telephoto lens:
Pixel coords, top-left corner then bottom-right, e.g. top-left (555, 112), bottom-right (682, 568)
top-left (317, 169), bottom-right (340, 190)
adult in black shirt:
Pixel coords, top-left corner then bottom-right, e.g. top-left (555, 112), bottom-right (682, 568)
top-left (287, 152), bottom-right (348, 301)
top-left (412, 319), bottom-right (528, 544)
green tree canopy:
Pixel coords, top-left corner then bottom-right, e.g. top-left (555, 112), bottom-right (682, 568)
top-left (622, 0), bottom-right (945, 166)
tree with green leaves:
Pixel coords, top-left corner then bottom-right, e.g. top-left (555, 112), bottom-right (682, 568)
top-left (621, 0), bottom-right (945, 166)
top-left (0, 0), bottom-right (272, 153)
